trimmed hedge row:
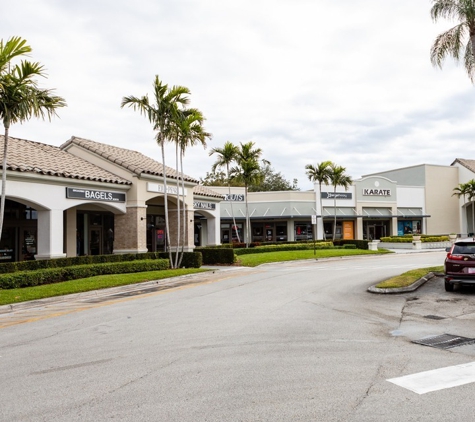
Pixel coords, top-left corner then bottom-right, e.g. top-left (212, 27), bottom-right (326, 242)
top-left (0, 251), bottom-right (202, 274)
top-left (332, 240), bottom-right (369, 250)
top-left (0, 259), bottom-right (170, 289)
top-left (195, 248), bottom-right (235, 265)
top-left (380, 236), bottom-right (449, 243)
top-left (234, 242), bottom-right (334, 256)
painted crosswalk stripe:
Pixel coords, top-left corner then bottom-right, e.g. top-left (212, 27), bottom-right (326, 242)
top-left (388, 362), bottom-right (475, 394)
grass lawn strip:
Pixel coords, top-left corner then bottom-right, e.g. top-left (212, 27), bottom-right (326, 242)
top-left (375, 266), bottom-right (444, 289)
top-left (236, 248), bottom-right (389, 267)
top-left (0, 268), bottom-right (208, 306)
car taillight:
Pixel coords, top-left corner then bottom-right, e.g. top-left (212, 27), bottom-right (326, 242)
top-left (447, 253), bottom-right (464, 260)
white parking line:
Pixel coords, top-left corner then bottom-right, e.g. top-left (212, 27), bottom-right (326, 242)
top-left (388, 362), bottom-right (475, 394)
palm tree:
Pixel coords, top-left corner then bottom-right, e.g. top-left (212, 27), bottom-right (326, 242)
top-left (453, 180), bottom-right (475, 234)
top-left (0, 37), bottom-right (32, 72)
top-left (174, 107), bottom-right (211, 267)
top-left (0, 37), bottom-right (66, 242)
top-left (230, 142), bottom-right (269, 247)
top-left (430, 0), bottom-right (475, 82)
top-left (122, 76), bottom-right (190, 267)
top-left (305, 161), bottom-right (333, 240)
top-left (209, 141), bottom-right (241, 243)
top-left (328, 164), bottom-right (352, 241)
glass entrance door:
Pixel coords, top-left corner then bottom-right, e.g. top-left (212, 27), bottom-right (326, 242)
top-left (89, 227), bottom-right (102, 255)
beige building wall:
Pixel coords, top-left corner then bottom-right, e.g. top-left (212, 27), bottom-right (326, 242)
top-left (425, 165), bottom-right (459, 234)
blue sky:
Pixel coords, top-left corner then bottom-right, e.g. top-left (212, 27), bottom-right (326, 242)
top-left (2, 0), bottom-right (474, 189)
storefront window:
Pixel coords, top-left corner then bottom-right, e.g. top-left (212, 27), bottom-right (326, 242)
top-left (295, 223), bottom-right (312, 241)
top-left (22, 230), bottom-right (37, 260)
top-left (276, 225), bottom-right (287, 241)
top-left (398, 220), bottom-right (421, 236)
top-left (324, 222), bottom-right (343, 240)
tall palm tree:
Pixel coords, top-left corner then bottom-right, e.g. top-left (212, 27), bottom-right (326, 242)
top-left (328, 164), bottom-right (352, 241)
top-left (453, 180), bottom-right (475, 234)
top-left (230, 141), bottom-right (269, 247)
top-left (430, 0), bottom-right (475, 82)
top-left (0, 37), bottom-right (66, 242)
top-left (209, 141), bottom-right (241, 242)
top-left (122, 76), bottom-right (190, 267)
top-left (174, 107), bottom-right (210, 267)
top-left (305, 161), bottom-right (333, 240)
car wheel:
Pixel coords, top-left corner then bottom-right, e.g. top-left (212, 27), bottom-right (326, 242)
top-left (445, 280), bottom-right (454, 292)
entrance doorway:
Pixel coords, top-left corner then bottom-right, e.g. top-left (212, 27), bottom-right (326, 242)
top-left (89, 227), bottom-right (102, 255)
top-left (365, 222), bottom-right (389, 240)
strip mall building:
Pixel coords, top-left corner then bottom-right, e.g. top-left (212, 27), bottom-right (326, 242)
top-left (0, 135), bottom-right (472, 261)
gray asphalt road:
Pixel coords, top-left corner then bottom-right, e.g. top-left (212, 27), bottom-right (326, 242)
top-left (2, 252), bottom-right (475, 421)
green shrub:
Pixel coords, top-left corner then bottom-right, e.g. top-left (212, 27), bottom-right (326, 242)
top-left (342, 244), bottom-right (357, 249)
top-left (0, 259), bottom-right (170, 289)
top-left (380, 235), bottom-right (449, 243)
top-left (333, 240), bottom-right (369, 250)
top-left (157, 252), bottom-right (202, 268)
top-left (0, 251), bottom-right (203, 274)
top-left (234, 242), bottom-right (334, 256)
top-left (196, 248), bottom-right (235, 265)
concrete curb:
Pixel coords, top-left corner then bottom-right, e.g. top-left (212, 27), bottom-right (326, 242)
top-left (367, 272), bottom-right (438, 294)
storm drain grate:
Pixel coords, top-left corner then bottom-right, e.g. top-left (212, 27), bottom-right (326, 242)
top-left (423, 315), bottom-right (446, 320)
top-left (412, 334), bottom-right (475, 349)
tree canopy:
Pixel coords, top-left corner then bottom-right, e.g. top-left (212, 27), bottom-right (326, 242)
top-left (430, 0), bottom-right (475, 82)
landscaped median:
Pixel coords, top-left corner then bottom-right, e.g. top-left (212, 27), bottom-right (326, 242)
top-left (368, 266), bottom-right (444, 294)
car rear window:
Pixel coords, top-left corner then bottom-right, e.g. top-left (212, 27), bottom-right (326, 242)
top-left (453, 243), bottom-right (475, 254)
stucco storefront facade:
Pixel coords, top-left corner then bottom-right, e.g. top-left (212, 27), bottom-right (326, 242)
top-left (0, 136), bottom-right (222, 262)
top-left (1, 134), bottom-right (473, 262)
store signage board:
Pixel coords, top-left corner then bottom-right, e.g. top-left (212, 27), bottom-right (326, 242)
top-left (194, 201), bottom-right (216, 210)
top-left (363, 188), bottom-right (391, 196)
top-left (224, 194), bottom-right (245, 202)
top-left (66, 188), bottom-right (126, 203)
top-left (321, 192), bottom-right (352, 199)
top-left (147, 182), bottom-right (187, 196)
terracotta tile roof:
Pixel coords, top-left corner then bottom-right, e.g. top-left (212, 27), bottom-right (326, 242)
top-left (452, 159), bottom-right (475, 173)
top-left (193, 184), bottom-right (225, 199)
top-left (61, 136), bottom-right (199, 183)
top-left (0, 136), bottom-right (131, 185)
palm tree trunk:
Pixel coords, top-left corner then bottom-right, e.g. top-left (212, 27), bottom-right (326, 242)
top-left (245, 184), bottom-right (250, 248)
top-left (227, 163), bottom-right (240, 243)
top-left (472, 200), bottom-right (474, 235)
top-left (178, 150), bottom-right (186, 268)
top-left (174, 143), bottom-right (180, 269)
top-left (333, 187), bottom-right (337, 242)
top-left (161, 139), bottom-right (173, 267)
top-left (0, 125), bottom-right (9, 243)
top-left (318, 182), bottom-right (324, 240)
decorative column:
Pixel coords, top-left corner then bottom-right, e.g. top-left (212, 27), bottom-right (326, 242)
top-left (35, 209), bottom-right (67, 260)
top-left (65, 208), bottom-right (77, 257)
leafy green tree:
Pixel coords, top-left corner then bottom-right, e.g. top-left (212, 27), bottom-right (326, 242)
top-left (201, 170), bottom-right (244, 187)
top-left (209, 141), bottom-right (241, 242)
top-left (248, 164), bottom-right (299, 192)
top-left (430, 0), bottom-right (475, 82)
top-left (230, 142), bottom-right (268, 247)
top-left (122, 76), bottom-right (190, 267)
top-left (305, 161), bottom-right (333, 240)
top-left (0, 36), bottom-right (66, 242)
top-left (328, 164), bottom-right (352, 241)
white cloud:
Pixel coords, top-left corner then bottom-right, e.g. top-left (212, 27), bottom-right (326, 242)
top-left (2, 0), bottom-right (475, 190)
